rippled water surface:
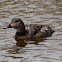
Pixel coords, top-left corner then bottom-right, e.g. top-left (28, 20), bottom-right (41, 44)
top-left (0, 0), bottom-right (62, 62)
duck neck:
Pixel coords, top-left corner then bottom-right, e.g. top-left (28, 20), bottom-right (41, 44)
top-left (15, 30), bottom-right (26, 37)
top-left (15, 24), bottom-right (26, 37)
top-left (17, 28), bottom-right (25, 34)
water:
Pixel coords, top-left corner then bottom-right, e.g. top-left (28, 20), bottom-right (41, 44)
top-left (0, 0), bottom-right (62, 62)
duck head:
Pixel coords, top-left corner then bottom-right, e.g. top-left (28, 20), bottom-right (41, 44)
top-left (5, 18), bottom-right (25, 33)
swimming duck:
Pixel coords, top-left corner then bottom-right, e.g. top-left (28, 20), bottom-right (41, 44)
top-left (4, 18), bottom-right (54, 39)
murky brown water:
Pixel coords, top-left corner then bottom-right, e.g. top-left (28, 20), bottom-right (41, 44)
top-left (0, 0), bottom-right (62, 62)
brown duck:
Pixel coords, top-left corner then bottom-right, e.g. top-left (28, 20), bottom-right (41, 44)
top-left (4, 18), bottom-right (54, 39)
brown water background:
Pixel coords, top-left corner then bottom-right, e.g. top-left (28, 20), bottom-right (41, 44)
top-left (0, 0), bottom-right (62, 62)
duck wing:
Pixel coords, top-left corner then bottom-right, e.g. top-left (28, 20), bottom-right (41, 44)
top-left (25, 24), bottom-right (42, 36)
top-left (35, 26), bottom-right (54, 38)
top-left (25, 24), bottom-right (54, 38)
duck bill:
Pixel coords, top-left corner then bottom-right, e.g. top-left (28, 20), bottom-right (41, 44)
top-left (7, 24), bottom-right (12, 28)
top-left (3, 24), bottom-right (12, 29)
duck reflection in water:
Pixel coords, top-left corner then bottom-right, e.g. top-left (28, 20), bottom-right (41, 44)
top-left (15, 37), bottom-right (45, 47)
top-left (15, 38), bottom-right (27, 47)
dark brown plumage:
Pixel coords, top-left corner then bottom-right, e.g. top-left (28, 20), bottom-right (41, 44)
top-left (6, 18), bottom-right (54, 39)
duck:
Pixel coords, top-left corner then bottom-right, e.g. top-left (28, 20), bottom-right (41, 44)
top-left (4, 18), bottom-right (54, 39)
